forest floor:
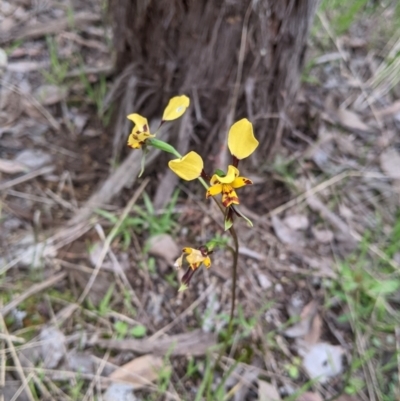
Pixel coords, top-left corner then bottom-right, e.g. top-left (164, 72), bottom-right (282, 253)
top-left (1, 1), bottom-right (400, 401)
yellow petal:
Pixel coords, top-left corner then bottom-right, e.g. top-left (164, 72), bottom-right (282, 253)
top-left (232, 176), bottom-right (253, 189)
top-left (228, 118), bottom-right (259, 160)
top-left (168, 151), bottom-right (203, 181)
top-left (127, 135), bottom-right (141, 149)
top-left (127, 131), bottom-right (154, 149)
top-left (127, 113), bottom-right (149, 133)
top-left (174, 255), bottom-right (184, 269)
top-left (204, 256), bottom-right (211, 268)
top-left (182, 247), bottom-right (194, 254)
top-left (206, 183), bottom-right (222, 198)
top-left (186, 249), bottom-right (205, 265)
top-left (162, 95), bottom-right (190, 121)
top-left (221, 185), bottom-right (239, 207)
top-left (212, 165), bottom-right (239, 184)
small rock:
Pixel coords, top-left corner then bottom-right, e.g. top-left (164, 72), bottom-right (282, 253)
top-left (67, 350), bottom-right (95, 374)
top-left (301, 342), bottom-right (343, 383)
top-left (0, 48), bottom-right (8, 71)
top-left (34, 84), bottom-right (67, 105)
top-left (283, 214), bottom-right (309, 231)
top-left (103, 384), bottom-right (136, 401)
top-left (40, 327), bottom-right (66, 369)
top-left (312, 228), bottom-right (334, 244)
top-left (257, 273), bottom-right (272, 289)
top-left (272, 215), bottom-right (305, 246)
top-left (15, 149), bottom-right (52, 170)
top-left (380, 148), bottom-right (400, 180)
top-left (148, 234), bottom-right (180, 266)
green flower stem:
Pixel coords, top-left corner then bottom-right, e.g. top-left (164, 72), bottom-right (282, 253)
top-left (228, 226), bottom-right (239, 331)
top-left (150, 138), bottom-right (239, 339)
top-left (148, 138), bottom-right (181, 158)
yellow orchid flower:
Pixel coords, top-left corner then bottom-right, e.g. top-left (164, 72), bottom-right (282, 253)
top-left (175, 247), bottom-right (211, 270)
top-left (126, 113), bottom-right (155, 149)
top-left (127, 95), bottom-right (190, 150)
top-left (168, 151), bottom-right (204, 181)
top-left (228, 118), bottom-right (259, 160)
top-left (206, 165), bottom-right (252, 207)
top-left (175, 246), bottom-right (212, 290)
top-left (162, 95), bottom-right (190, 121)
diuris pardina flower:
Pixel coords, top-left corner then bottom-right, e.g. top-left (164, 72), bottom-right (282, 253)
top-left (168, 119), bottom-right (258, 228)
top-left (175, 246), bottom-right (212, 290)
top-left (127, 95), bottom-right (190, 149)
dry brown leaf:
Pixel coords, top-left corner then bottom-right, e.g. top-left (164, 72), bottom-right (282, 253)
top-left (148, 234), bottom-right (180, 266)
top-left (336, 108), bottom-right (373, 133)
top-left (296, 392), bottom-right (323, 401)
top-left (284, 300), bottom-right (319, 339)
top-left (95, 329), bottom-right (217, 356)
top-left (109, 354), bottom-right (164, 389)
top-left (283, 214), bottom-right (309, 231)
top-left (380, 148), bottom-right (400, 180)
top-left (271, 215), bottom-right (305, 246)
top-left (0, 158), bottom-right (29, 174)
top-left (303, 313), bottom-right (322, 346)
top-left (312, 227), bottom-right (334, 244)
top-left (375, 100), bottom-right (400, 118)
top-left (258, 380), bottom-right (281, 401)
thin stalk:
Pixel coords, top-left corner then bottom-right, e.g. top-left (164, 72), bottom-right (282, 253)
top-left (228, 225), bottom-right (239, 332)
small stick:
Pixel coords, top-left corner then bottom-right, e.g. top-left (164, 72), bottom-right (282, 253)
top-left (0, 272), bottom-right (66, 317)
top-left (0, 314), bottom-right (35, 401)
top-left (0, 165), bottom-right (54, 192)
top-left (77, 178), bottom-right (150, 305)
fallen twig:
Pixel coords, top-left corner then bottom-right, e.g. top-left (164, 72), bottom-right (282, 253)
top-left (0, 272), bottom-right (66, 317)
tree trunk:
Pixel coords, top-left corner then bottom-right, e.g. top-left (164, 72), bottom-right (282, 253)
top-left (109, 0), bottom-right (318, 163)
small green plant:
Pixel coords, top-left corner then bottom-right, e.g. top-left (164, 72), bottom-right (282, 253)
top-left (284, 357), bottom-right (302, 380)
top-left (69, 374), bottom-right (85, 399)
top-left (98, 284), bottom-right (115, 316)
top-left (130, 324), bottom-right (146, 338)
top-left (78, 67), bottom-right (109, 121)
top-left (320, 0), bottom-right (371, 35)
top-left (114, 320), bottom-right (128, 339)
top-left (325, 220), bottom-right (400, 399)
top-left (95, 189), bottom-right (180, 251)
top-left (42, 36), bottom-right (70, 85)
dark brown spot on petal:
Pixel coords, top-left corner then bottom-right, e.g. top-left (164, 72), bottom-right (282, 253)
top-left (143, 124), bottom-right (148, 132)
top-left (199, 245), bottom-right (208, 256)
top-left (244, 179), bottom-right (252, 185)
top-left (222, 196), bottom-right (239, 207)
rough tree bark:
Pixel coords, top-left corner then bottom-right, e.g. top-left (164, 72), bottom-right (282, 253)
top-left (109, 0), bottom-right (318, 168)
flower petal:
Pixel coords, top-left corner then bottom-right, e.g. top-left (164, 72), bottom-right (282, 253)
top-left (127, 131), bottom-right (154, 149)
top-left (232, 176), bottom-right (253, 189)
top-left (212, 165), bottom-right (239, 184)
top-left (221, 185), bottom-right (239, 207)
top-left (206, 183), bottom-right (222, 198)
top-left (162, 95), bottom-right (190, 121)
top-left (203, 256), bottom-right (211, 268)
top-left (228, 118), bottom-right (259, 160)
top-left (174, 254), bottom-right (184, 269)
top-left (168, 151), bottom-right (204, 181)
top-left (186, 249), bottom-right (205, 265)
top-left (127, 113), bottom-right (149, 133)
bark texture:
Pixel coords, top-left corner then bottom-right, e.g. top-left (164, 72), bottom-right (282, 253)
top-left (110, 0), bottom-right (318, 160)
